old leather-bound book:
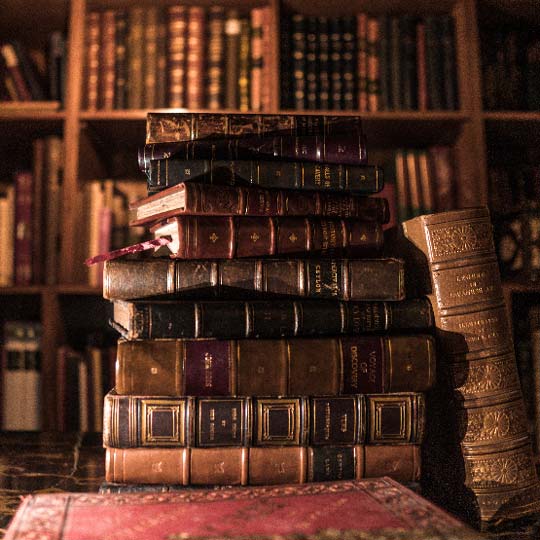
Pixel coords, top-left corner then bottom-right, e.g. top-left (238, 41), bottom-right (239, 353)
top-left (4, 478), bottom-right (482, 540)
top-left (150, 216), bottom-right (383, 259)
top-left (111, 297), bottom-right (433, 340)
top-left (105, 445), bottom-right (422, 485)
top-left (128, 182), bottom-right (388, 226)
top-left (103, 392), bottom-right (425, 448)
top-left (401, 207), bottom-right (540, 527)
top-left (145, 112), bottom-right (364, 143)
top-left (103, 257), bottom-right (405, 301)
top-left (113, 335), bottom-right (435, 396)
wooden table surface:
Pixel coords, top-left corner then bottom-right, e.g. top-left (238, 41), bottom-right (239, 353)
top-left (1, 431), bottom-right (540, 539)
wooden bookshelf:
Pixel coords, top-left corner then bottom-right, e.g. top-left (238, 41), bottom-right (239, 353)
top-left (0, 0), bottom-right (538, 430)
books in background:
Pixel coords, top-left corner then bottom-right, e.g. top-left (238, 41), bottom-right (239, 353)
top-left (88, 111), bottom-right (442, 490)
top-left (84, 5), bottom-right (273, 111)
top-left (280, 12), bottom-right (459, 111)
top-left (0, 135), bottom-right (64, 287)
top-left (1, 321), bottom-right (42, 431)
top-left (56, 334), bottom-right (116, 433)
top-left (481, 27), bottom-right (540, 111)
top-left (0, 35), bottom-right (66, 105)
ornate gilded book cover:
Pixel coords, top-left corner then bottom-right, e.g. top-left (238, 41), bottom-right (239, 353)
top-left (4, 478), bottom-right (482, 540)
top-left (401, 207), bottom-right (540, 527)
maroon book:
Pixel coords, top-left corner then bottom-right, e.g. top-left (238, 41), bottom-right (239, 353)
top-left (14, 171), bottom-right (33, 285)
top-left (151, 215), bottom-right (383, 259)
top-left (129, 182), bottom-right (389, 226)
top-left (4, 478), bottom-right (480, 540)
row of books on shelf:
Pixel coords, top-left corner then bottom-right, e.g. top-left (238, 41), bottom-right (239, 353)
top-left (280, 13), bottom-right (458, 111)
top-left (85, 5), bottom-right (273, 111)
top-left (0, 35), bottom-right (66, 104)
top-left (481, 27), bottom-right (540, 111)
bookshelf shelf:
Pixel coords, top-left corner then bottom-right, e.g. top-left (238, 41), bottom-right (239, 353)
top-left (0, 286), bottom-right (44, 295)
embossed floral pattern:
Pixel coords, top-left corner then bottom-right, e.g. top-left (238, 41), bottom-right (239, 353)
top-left (429, 222), bottom-right (493, 259)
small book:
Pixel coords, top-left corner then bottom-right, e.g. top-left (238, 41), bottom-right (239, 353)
top-left (102, 257), bottom-right (406, 301)
top-left (128, 182), bottom-right (389, 227)
top-left (4, 478), bottom-right (481, 540)
top-left (112, 335), bottom-right (436, 396)
top-left (150, 216), bottom-right (383, 259)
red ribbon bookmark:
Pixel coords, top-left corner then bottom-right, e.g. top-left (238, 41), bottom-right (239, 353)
top-left (84, 236), bottom-right (172, 266)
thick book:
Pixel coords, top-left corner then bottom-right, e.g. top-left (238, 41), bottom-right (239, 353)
top-left (113, 335), bottom-right (435, 396)
top-left (4, 478), bottom-right (482, 540)
top-left (103, 392), bottom-right (425, 448)
top-left (112, 297), bottom-right (433, 340)
top-left (128, 182), bottom-right (388, 226)
top-left (144, 158), bottom-right (384, 194)
top-left (150, 216), bottom-right (383, 259)
top-left (105, 446), bottom-right (421, 485)
top-left (401, 207), bottom-right (540, 526)
top-left (145, 112), bottom-right (363, 144)
top-left (139, 133), bottom-right (368, 169)
top-left (103, 257), bottom-right (405, 301)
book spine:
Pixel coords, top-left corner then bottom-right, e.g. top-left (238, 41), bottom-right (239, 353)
top-left (305, 16), bottom-right (318, 110)
top-left (103, 393), bottom-right (425, 448)
top-left (238, 18), bottom-right (250, 112)
top-left (279, 15), bottom-right (293, 109)
top-left (114, 334), bottom-right (435, 397)
top-left (141, 133), bottom-right (368, 165)
top-left (402, 207), bottom-right (539, 525)
top-left (103, 258), bottom-right (405, 302)
top-left (249, 8), bottom-right (263, 112)
top-left (31, 138), bottom-right (45, 284)
top-left (416, 21), bottom-right (428, 111)
top-left (0, 43), bottom-right (32, 101)
top-left (167, 5), bottom-right (187, 108)
top-left (400, 15), bottom-right (417, 110)
top-left (48, 31), bottom-right (65, 102)
top-left (105, 444), bottom-right (421, 485)
top-left (530, 306), bottom-right (540, 453)
top-left (131, 182), bottom-right (388, 224)
top-left (85, 11), bottom-right (100, 109)
top-left (113, 11), bottom-right (128, 109)
top-left (428, 145), bottom-right (455, 212)
top-left (154, 9), bottom-right (167, 108)
top-left (260, 6), bottom-right (272, 111)
top-left (14, 171), bottom-right (33, 285)
top-left (162, 216), bottom-right (383, 259)
top-left (224, 9), bottom-right (241, 109)
top-left (329, 17), bottom-right (343, 109)
top-left (10, 41), bottom-right (46, 100)
top-left (145, 113), bottom-right (363, 144)
top-left (143, 7), bottom-right (158, 109)
top-left (186, 7), bottom-right (205, 109)
top-left (366, 17), bottom-right (380, 112)
top-left (0, 185), bottom-right (15, 286)
top-left (146, 159), bottom-right (383, 194)
top-left (341, 16), bottom-right (356, 111)
top-left (357, 13), bottom-right (368, 112)
top-left (424, 17), bottom-right (443, 110)
top-left (127, 7), bottom-right (144, 109)
top-left (291, 14), bottom-right (306, 110)
top-left (377, 15), bottom-right (391, 110)
top-left (100, 10), bottom-right (116, 110)
top-left (114, 297), bottom-right (433, 343)
top-left (316, 17), bottom-right (330, 110)
top-left (389, 16), bottom-right (401, 109)
top-left (440, 15), bottom-right (458, 110)
top-left (207, 6), bottom-right (225, 110)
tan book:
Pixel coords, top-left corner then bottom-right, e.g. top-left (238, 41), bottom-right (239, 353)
top-left (105, 444), bottom-right (421, 486)
top-left (0, 184), bottom-right (15, 286)
top-left (85, 11), bottom-right (100, 110)
top-left (401, 207), bottom-right (540, 527)
top-left (186, 6), bottom-right (205, 109)
top-left (100, 10), bottom-right (115, 110)
top-left (143, 7), bottom-right (158, 109)
top-left (127, 7), bottom-right (144, 109)
top-left (167, 5), bottom-right (187, 108)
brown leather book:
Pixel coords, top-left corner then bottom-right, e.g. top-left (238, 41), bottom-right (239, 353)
top-left (401, 207), bottom-right (540, 527)
top-left (167, 5), bottom-right (187, 108)
top-left (145, 112), bottom-right (363, 144)
top-left (114, 335), bottom-right (435, 396)
top-left (206, 6), bottom-right (225, 110)
top-left (186, 6), bottom-right (205, 109)
top-left (99, 10), bottom-right (115, 110)
top-left (127, 7), bottom-right (144, 109)
top-left (143, 7), bottom-right (158, 109)
top-left (250, 8), bottom-right (263, 112)
top-left (103, 257), bottom-right (405, 301)
top-left (85, 11), bottom-right (100, 110)
top-left (238, 18), bottom-right (250, 111)
top-left (128, 182), bottom-right (389, 226)
top-left (103, 392), bottom-right (425, 448)
top-left (224, 9), bottom-right (241, 109)
top-left (150, 216), bottom-right (383, 259)
top-left (105, 444), bottom-right (421, 485)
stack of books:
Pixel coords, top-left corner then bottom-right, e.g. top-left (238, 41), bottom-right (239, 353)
top-left (97, 112), bottom-right (437, 489)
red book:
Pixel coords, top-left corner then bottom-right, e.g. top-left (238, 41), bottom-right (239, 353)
top-left (4, 478), bottom-right (480, 540)
top-left (14, 171), bottom-right (33, 285)
top-left (129, 182), bottom-right (389, 226)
